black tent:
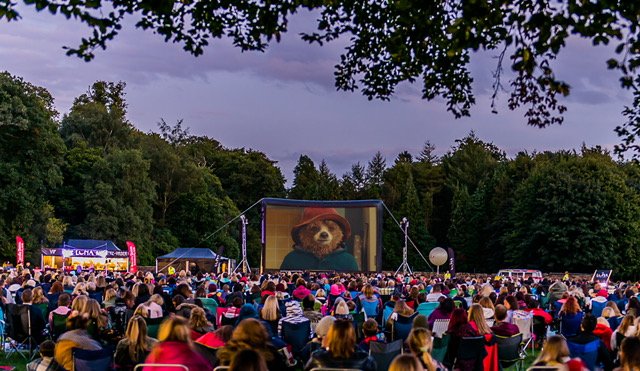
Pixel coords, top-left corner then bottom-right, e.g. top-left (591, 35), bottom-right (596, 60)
top-left (155, 247), bottom-right (234, 274)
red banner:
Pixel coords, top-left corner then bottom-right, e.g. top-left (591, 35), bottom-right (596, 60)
top-left (126, 241), bottom-right (138, 273)
top-left (16, 236), bottom-right (24, 266)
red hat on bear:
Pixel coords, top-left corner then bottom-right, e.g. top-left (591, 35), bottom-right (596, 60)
top-left (291, 207), bottom-right (351, 244)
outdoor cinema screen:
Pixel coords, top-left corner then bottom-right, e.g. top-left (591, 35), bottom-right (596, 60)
top-left (261, 198), bottom-right (383, 272)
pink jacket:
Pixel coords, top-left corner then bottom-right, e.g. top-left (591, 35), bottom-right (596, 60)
top-left (293, 285), bottom-right (311, 300)
top-left (144, 341), bottom-right (211, 371)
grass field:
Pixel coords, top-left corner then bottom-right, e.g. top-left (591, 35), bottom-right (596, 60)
top-left (2, 353), bottom-right (29, 371)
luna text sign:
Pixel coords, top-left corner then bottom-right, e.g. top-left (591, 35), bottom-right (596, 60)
top-left (41, 248), bottom-right (128, 258)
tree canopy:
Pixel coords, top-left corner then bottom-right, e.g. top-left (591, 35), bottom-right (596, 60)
top-left (4, 1), bottom-right (640, 152)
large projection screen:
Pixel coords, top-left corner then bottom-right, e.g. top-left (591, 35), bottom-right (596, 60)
top-left (262, 198), bottom-right (383, 272)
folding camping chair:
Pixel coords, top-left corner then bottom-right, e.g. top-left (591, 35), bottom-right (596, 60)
top-left (432, 318), bottom-right (450, 338)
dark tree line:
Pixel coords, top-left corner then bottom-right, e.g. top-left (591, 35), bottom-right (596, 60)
top-left (0, 74), bottom-right (286, 265)
top-left (2, 72), bottom-right (640, 277)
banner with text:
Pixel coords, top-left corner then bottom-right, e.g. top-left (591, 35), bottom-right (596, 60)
top-left (16, 236), bottom-right (24, 266)
top-left (126, 241), bottom-right (138, 273)
top-left (447, 247), bottom-right (456, 278)
top-left (591, 269), bottom-right (613, 287)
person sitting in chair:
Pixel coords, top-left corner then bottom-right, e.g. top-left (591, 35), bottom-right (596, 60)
top-left (491, 304), bottom-right (520, 337)
top-left (567, 314), bottom-right (613, 371)
top-left (20, 288), bottom-right (47, 344)
top-left (26, 339), bottom-right (61, 371)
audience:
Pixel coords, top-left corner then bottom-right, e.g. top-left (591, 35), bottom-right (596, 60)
top-left (4, 264), bottom-right (640, 371)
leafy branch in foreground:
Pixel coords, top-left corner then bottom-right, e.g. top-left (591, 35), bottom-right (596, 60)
top-left (3, 1), bottom-right (640, 154)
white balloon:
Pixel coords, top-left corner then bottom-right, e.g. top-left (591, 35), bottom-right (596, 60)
top-left (429, 247), bottom-right (448, 266)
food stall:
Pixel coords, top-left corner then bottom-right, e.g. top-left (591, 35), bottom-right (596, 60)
top-left (41, 239), bottom-right (129, 272)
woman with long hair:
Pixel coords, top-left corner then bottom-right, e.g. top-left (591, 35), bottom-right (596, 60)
top-left (407, 327), bottom-right (446, 371)
top-left (103, 288), bottom-right (117, 308)
top-left (114, 315), bottom-right (158, 370)
top-left (611, 315), bottom-right (636, 351)
top-left (32, 286), bottom-right (49, 304)
top-left (503, 295), bottom-right (519, 323)
top-left (72, 282), bottom-right (88, 297)
top-left (189, 307), bottom-right (214, 339)
top-left (478, 296), bottom-right (495, 319)
top-left (468, 303), bottom-right (499, 371)
top-left (559, 296), bottom-right (584, 338)
top-left (259, 295), bottom-right (281, 336)
top-left (143, 316), bottom-right (211, 371)
top-left (444, 308), bottom-right (479, 369)
top-left (533, 335), bottom-right (570, 366)
top-left (618, 336), bottom-right (640, 371)
top-left (468, 303), bottom-right (492, 336)
top-left (389, 354), bottom-right (423, 371)
top-left (304, 319), bottom-right (376, 371)
top-left (70, 295), bottom-right (88, 312)
top-left (385, 299), bottom-right (414, 328)
top-left (217, 318), bottom-right (287, 370)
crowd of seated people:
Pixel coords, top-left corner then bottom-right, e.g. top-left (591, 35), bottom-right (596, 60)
top-left (0, 265), bottom-right (640, 370)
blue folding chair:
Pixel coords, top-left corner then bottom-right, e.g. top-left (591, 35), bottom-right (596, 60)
top-left (73, 347), bottom-right (113, 371)
top-left (591, 301), bottom-right (606, 318)
top-left (381, 305), bottom-right (394, 330)
top-left (281, 319), bottom-right (311, 357)
top-left (369, 340), bottom-right (402, 371)
top-left (390, 312), bottom-right (418, 342)
top-left (567, 340), bottom-right (600, 371)
top-left (560, 312), bottom-right (584, 338)
top-left (416, 302), bottom-right (439, 318)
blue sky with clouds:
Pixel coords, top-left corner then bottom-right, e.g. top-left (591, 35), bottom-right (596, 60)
top-left (0, 6), bottom-right (630, 183)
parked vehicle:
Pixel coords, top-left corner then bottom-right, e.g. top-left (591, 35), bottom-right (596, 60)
top-left (496, 269), bottom-right (543, 282)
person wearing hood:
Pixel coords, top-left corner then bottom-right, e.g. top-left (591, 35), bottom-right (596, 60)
top-left (143, 316), bottom-right (212, 371)
top-left (548, 280), bottom-right (569, 303)
top-left (278, 301), bottom-right (311, 338)
top-left (292, 278), bottom-right (311, 301)
top-left (236, 303), bottom-right (260, 326)
top-left (593, 317), bottom-right (613, 352)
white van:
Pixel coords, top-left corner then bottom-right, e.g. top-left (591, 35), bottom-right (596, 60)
top-left (497, 269), bottom-right (543, 282)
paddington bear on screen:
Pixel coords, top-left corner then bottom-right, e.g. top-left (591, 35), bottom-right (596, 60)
top-left (280, 207), bottom-right (359, 271)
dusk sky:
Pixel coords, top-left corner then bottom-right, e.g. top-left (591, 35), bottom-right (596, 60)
top-left (1, 6), bottom-right (631, 183)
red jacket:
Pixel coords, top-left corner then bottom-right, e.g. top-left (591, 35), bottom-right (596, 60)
top-left (593, 324), bottom-right (613, 351)
top-left (144, 341), bottom-right (212, 371)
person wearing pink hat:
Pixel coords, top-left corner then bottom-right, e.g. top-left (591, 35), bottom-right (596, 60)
top-left (280, 207), bottom-right (358, 271)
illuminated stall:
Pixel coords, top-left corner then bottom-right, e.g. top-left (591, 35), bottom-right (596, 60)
top-left (41, 239), bottom-right (129, 272)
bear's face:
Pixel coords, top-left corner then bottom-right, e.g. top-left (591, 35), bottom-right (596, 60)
top-left (296, 219), bottom-right (345, 260)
